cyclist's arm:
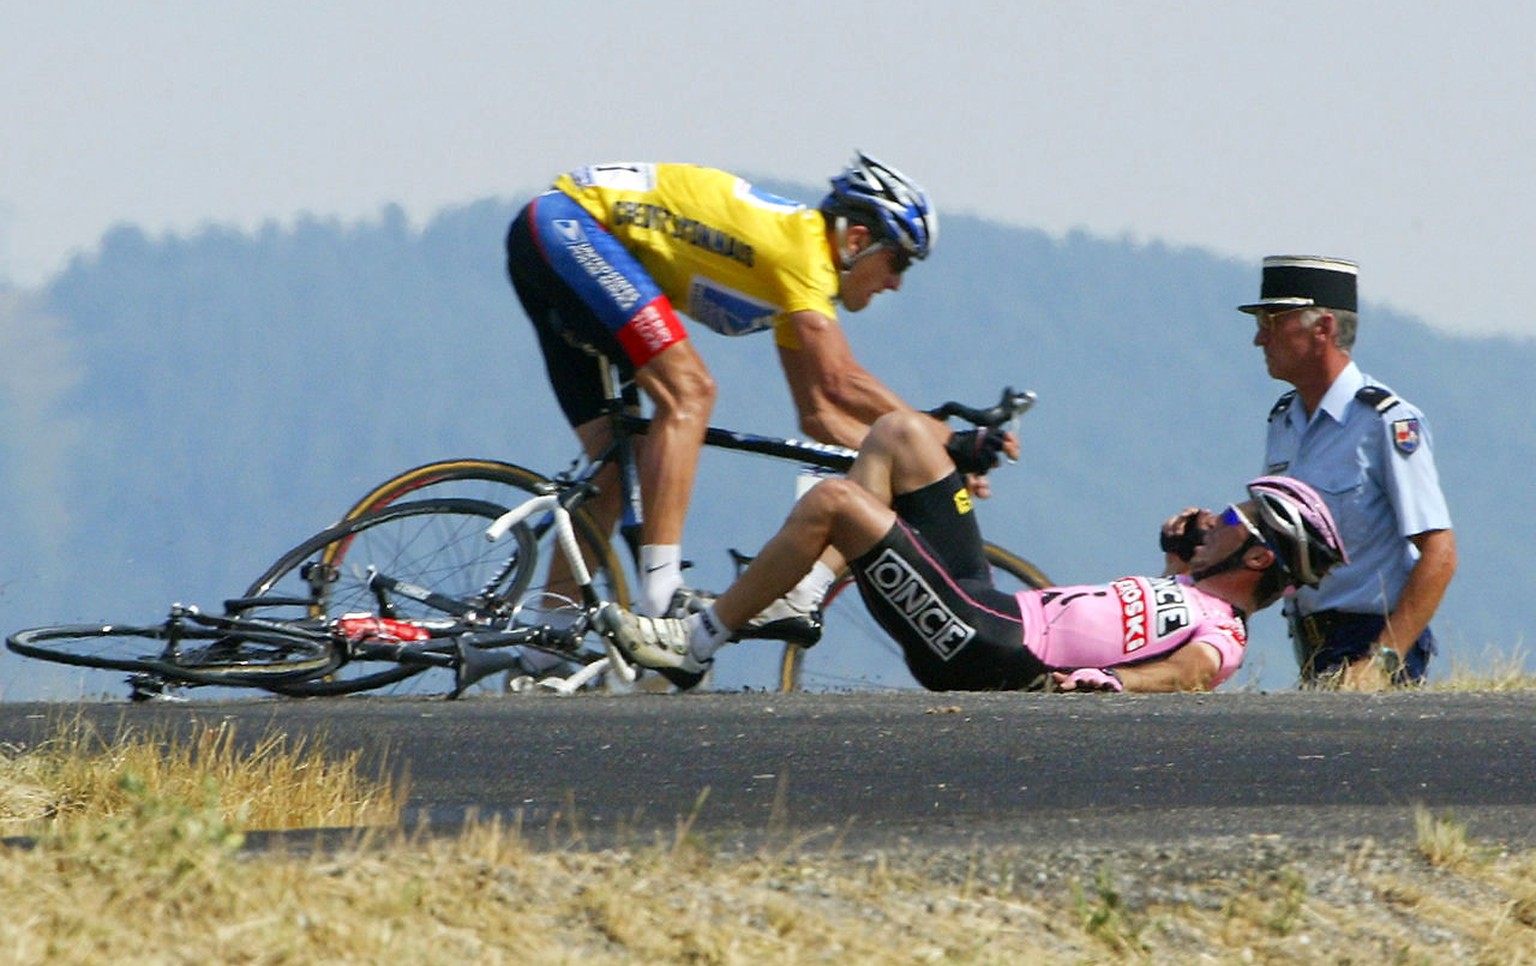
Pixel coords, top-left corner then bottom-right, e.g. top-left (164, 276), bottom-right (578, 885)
top-left (776, 309), bottom-right (909, 448)
top-left (1111, 641), bottom-right (1224, 693)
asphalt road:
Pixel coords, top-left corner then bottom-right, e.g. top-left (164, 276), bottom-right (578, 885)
top-left (3, 690), bottom-right (1532, 852)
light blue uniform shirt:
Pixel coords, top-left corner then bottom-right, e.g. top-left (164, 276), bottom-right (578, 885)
top-left (1264, 361), bottom-right (1452, 617)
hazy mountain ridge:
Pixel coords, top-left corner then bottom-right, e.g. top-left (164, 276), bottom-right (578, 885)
top-left (0, 193), bottom-right (1525, 699)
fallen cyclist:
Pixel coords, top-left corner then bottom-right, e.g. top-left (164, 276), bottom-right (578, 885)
top-left (597, 408), bottom-right (1346, 692)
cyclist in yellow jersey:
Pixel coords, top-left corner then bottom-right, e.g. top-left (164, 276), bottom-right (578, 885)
top-left (506, 153), bottom-right (940, 621)
top-left (550, 164), bottom-right (841, 343)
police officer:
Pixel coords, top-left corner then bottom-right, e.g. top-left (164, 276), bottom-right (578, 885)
top-left (1240, 256), bottom-right (1456, 689)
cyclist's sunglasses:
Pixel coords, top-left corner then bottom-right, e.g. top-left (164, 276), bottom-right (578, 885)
top-left (886, 245), bottom-right (913, 274)
top-left (1221, 504), bottom-right (1271, 548)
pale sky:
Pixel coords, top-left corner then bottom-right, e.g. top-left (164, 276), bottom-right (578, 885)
top-left (4, 2), bottom-right (1534, 339)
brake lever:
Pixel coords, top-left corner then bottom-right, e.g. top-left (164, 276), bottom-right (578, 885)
top-left (1000, 387), bottom-right (1037, 422)
top-left (927, 385), bottom-right (1037, 431)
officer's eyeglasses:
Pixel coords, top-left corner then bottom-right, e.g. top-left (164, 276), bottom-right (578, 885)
top-left (1255, 307), bottom-right (1313, 332)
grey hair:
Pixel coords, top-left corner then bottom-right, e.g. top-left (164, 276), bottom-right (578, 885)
top-left (1303, 306), bottom-right (1358, 351)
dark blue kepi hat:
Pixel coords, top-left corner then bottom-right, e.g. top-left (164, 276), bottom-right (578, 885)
top-left (1238, 255), bottom-right (1358, 314)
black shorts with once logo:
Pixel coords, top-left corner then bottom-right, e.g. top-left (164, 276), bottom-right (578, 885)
top-left (849, 474), bottom-right (1047, 691)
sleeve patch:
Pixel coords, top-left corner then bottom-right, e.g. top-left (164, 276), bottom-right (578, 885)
top-left (1392, 417), bottom-right (1422, 454)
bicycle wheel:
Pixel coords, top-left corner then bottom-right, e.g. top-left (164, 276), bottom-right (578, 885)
top-left (342, 459), bottom-right (629, 606)
top-left (777, 542), bottom-right (1051, 692)
top-left (342, 459), bottom-right (543, 518)
top-left (240, 497), bottom-right (608, 696)
top-left (6, 621), bottom-right (338, 689)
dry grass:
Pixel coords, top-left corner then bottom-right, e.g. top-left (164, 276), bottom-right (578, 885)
top-left (0, 712), bottom-right (403, 836)
top-left (6, 806), bottom-right (1536, 964)
top-left (4, 717), bottom-right (1536, 963)
top-left (1433, 642), bottom-right (1535, 692)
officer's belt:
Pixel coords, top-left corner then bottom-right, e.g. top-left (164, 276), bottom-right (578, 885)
top-left (1291, 609), bottom-right (1378, 650)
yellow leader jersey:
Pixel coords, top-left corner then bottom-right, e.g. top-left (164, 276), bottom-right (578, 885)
top-left (553, 164), bottom-right (838, 347)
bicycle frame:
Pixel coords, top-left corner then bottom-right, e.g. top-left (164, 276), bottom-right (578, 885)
top-left (482, 493), bottom-right (638, 691)
top-left (589, 389), bottom-right (1033, 576)
top-left (551, 359), bottom-right (861, 572)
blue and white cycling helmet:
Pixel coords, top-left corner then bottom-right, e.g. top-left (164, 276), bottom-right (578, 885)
top-left (821, 152), bottom-right (937, 263)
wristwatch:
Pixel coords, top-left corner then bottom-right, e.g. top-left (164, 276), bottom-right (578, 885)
top-left (1373, 645), bottom-right (1404, 677)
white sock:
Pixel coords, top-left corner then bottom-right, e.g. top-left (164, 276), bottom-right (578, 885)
top-left (785, 561), bottom-right (837, 612)
top-left (638, 544), bottom-right (683, 617)
top-left (688, 606), bottom-right (734, 661)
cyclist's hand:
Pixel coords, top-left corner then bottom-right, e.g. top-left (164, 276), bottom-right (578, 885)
top-left (1052, 668), bottom-right (1125, 692)
top-left (1159, 507), bottom-right (1206, 570)
top-left (998, 429), bottom-right (1021, 461)
top-left (946, 427), bottom-right (1011, 476)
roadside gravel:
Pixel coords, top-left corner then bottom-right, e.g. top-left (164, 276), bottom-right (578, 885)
top-left (814, 833), bottom-right (1536, 962)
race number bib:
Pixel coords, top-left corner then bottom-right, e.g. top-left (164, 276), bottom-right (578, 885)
top-left (569, 163), bottom-right (658, 192)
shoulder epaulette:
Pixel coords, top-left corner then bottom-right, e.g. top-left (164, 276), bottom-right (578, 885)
top-left (1354, 386), bottom-right (1401, 414)
top-left (1268, 391), bottom-right (1296, 421)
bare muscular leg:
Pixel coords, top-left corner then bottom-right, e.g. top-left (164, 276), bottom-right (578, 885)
top-left (633, 340), bottom-right (716, 547)
top-left (710, 409), bottom-right (956, 628)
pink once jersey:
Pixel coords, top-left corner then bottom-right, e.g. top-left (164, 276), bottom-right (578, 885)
top-left (1015, 575), bottom-right (1248, 687)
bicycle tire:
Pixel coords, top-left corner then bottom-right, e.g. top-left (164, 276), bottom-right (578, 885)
top-left (241, 497), bottom-right (554, 696)
top-left (340, 458), bottom-right (630, 607)
top-left (6, 621), bottom-right (338, 688)
top-left (777, 542), bottom-right (1051, 692)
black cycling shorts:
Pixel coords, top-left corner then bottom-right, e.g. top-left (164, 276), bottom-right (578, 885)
top-left (850, 474), bottom-right (1047, 691)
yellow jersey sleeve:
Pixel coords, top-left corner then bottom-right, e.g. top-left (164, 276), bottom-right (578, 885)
top-left (553, 164), bottom-right (838, 339)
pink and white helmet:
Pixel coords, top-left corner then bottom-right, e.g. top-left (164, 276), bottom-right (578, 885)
top-left (1246, 476), bottom-right (1347, 587)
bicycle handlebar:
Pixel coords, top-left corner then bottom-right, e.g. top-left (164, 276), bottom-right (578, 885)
top-left (928, 386), bottom-right (1037, 429)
